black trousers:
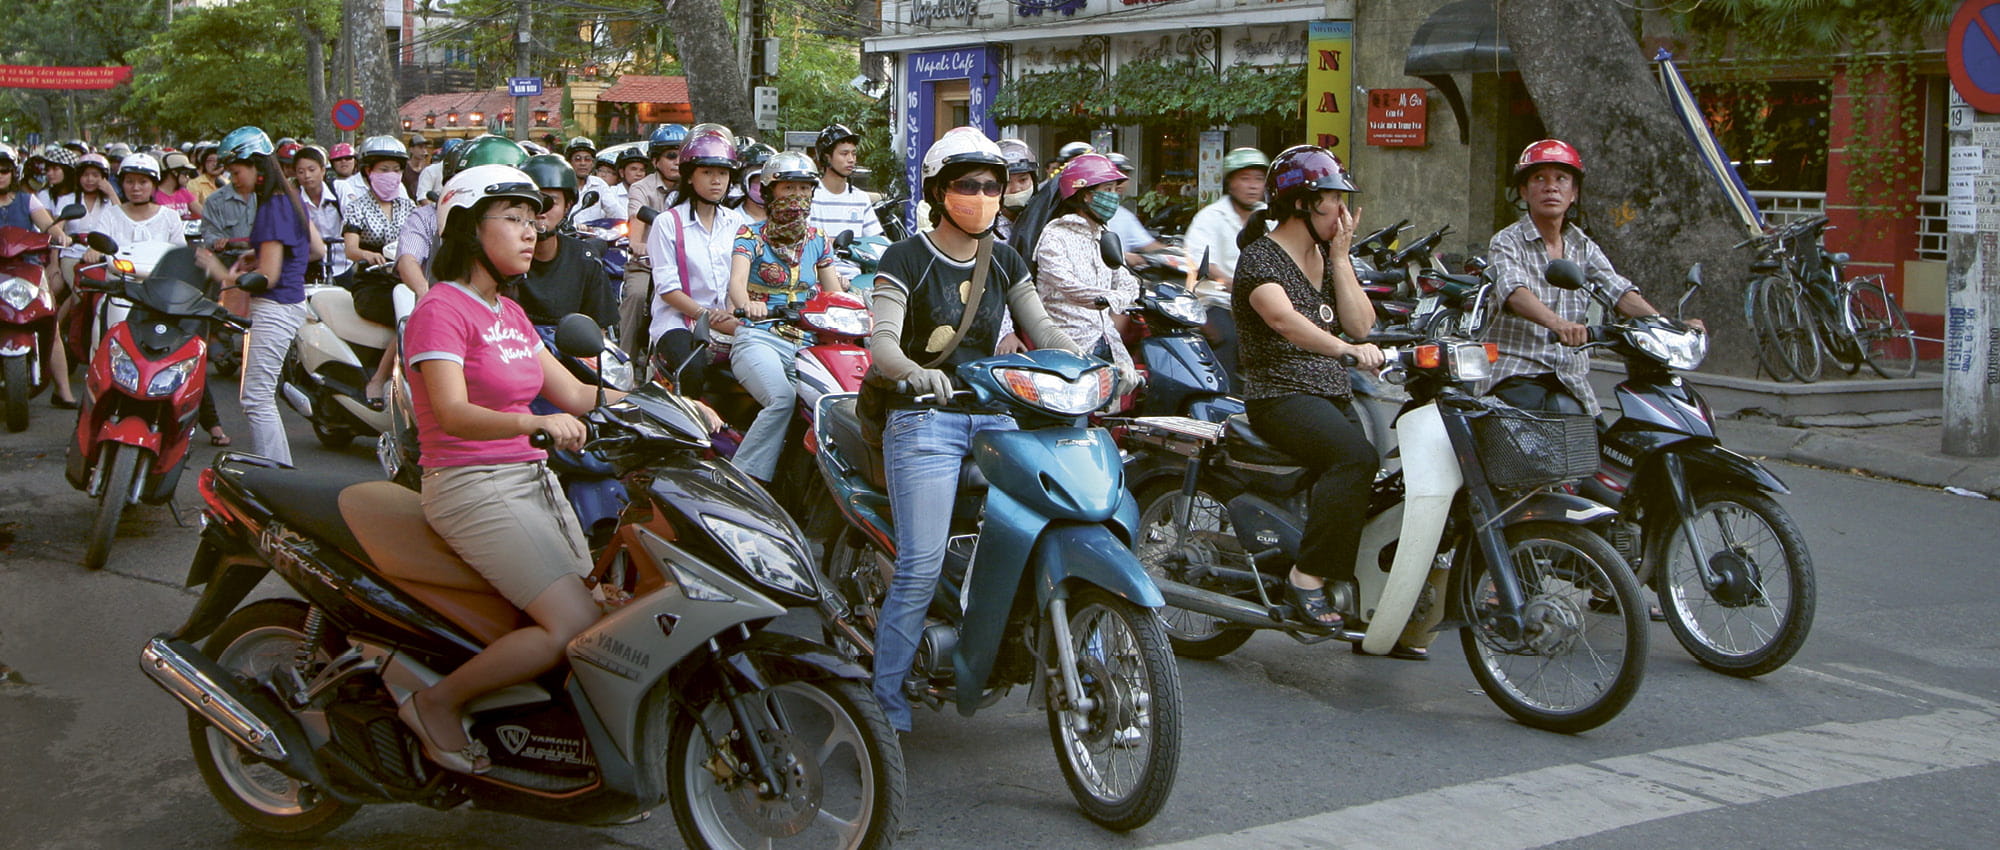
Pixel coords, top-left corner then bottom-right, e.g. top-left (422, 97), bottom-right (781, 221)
top-left (1245, 392), bottom-right (1378, 583)
top-left (1488, 373), bottom-right (1588, 416)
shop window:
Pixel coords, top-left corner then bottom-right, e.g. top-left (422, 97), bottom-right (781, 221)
top-left (1692, 79), bottom-right (1831, 193)
top-left (932, 79), bottom-right (971, 138)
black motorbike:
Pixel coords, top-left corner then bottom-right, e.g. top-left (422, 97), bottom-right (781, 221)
top-left (1542, 259), bottom-right (1816, 677)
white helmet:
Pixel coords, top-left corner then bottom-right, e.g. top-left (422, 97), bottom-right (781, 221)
top-left (436, 164), bottom-right (548, 238)
top-left (117, 152), bottom-right (162, 182)
top-left (921, 126), bottom-right (1005, 181)
top-left (358, 134), bottom-right (409, 168)
top-left (0, 142), bottom-right (17, 168)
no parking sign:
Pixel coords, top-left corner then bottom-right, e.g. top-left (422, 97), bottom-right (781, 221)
top-left (331, 99), bottom-right (364, 132)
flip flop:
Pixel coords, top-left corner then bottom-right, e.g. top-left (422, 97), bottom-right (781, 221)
top-left (209, 431), bottom-right (232, 447)
top-left (1285, 580), bottom-right (1343, 630)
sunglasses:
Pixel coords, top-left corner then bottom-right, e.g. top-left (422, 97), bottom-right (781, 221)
top-left (947, 177), bottom-right (1004, 197)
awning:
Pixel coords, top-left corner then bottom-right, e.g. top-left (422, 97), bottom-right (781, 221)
top-left (1403, 0), bottom-right (1517, 144)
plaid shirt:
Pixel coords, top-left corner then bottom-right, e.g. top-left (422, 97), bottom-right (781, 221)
top-left (1480, 218), bottom-right (1636, 413)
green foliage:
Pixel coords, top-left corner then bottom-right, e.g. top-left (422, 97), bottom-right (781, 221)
top-left (123, 0), bottom-right (338, 141)
top-left (0, 0), bottom-right (162, 139)
top-left (996, 61), bottom-right (1302, 128)
top-left (444, 0), bottom-right (674, 86)
top-left (1679, 0), bottom-right (1953, 53)
top-left (991, 67), bottom-right (1104, 127)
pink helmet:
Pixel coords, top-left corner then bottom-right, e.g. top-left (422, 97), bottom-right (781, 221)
top-left (1056, 153), bottom-right (1123, 200)
top-left (1266, 145), bottom-right (1358, 199)
top-left (328, 143), bottom-right (356, 160)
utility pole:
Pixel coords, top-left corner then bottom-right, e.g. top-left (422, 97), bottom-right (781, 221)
top-left (1943, 85), bottom-right (2000, 456)
top-left (514, 0), bottom-right (532, 141)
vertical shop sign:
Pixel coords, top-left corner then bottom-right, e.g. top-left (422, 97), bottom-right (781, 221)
top-left (1198, 130), bottom-right (1227, 200)
top-left (905, 47), bottom-right (1001, 230)
top-left (1306, 21), bottom-right (1354, 167)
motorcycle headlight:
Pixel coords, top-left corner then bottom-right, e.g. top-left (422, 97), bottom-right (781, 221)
top-left (1630, 324), bottom-right (1708, 370)
top-left (802, 305), bottom-right (870, 337)
top-left (0, 277), bottom-right (36, 311)
top-left (1446, 341), bottom-right (1497, 382)
top-left (146, 355), bottom-right (199, 397)
top-left (995, 365), bottom-right (1113, 416)
top-left (699, 515), bottom-right (815, 597)
top-left (1157, 295), bottom-right (1207, 326)
top-left (110, 339), bottom-right (142, 393)
top-left (599, 352), bottom-right (634, 392)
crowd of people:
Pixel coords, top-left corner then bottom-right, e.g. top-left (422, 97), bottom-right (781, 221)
top-left (3, 117), bottom-right (1676, 758)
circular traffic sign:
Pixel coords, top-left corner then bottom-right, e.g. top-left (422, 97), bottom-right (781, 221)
top-left (1949, 0), bottom-right (2000, 113)
top-left (331, 99), bottom-right (365, 132)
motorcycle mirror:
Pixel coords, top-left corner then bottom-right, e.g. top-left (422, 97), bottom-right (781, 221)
top-left (86, 232), bottom-right (119, 256)
top-left (554, 312), bottom-right (605, 360)
top-left (234, 271), bottom-right (270, 294)
top-left (636, 206), bottom-right (658, 225)
top-left (1099, 229), bottom-right (1123, 270)
top-left (1196, 247), bottom-right (1213, 282)
top-left (1677, 263), bottom-right (1703, 320)
top-left (835, 229), bottom-right (854, 250)
top-left (57, 203), bottom-right (87, 222)
top-left (579, 190), bottom-right (599, 211)
top-left (1542, 258), bottom-right (1586, 291)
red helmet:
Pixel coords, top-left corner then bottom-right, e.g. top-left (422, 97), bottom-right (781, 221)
top-left (1057, 153), bottom-right (1123, 199)
top-left (1266, 144), bottom-right (1358, 199)
top-left (275, 141), bottom-right (304, 166)
top-left (328, 143), bottom-right (356, 160)
top-left (1513, 139), bottom-right (1583, 182)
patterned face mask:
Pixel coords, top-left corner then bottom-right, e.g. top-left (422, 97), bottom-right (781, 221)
top-left (1086, 188), bottom-right (1122, 224)
top-left (763, 192), bottom-right (812, 246)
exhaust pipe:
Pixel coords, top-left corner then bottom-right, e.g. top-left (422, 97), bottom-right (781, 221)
top-left (139, 636), bottom-right (289, 761)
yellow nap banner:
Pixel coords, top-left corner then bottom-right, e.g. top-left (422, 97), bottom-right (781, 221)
top-left (1307, 20), bottom-right (1353, 167)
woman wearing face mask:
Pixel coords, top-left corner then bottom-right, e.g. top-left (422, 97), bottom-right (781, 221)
top-left (862, 127), bottom-right (1085, 732)
top-left (1230, 145), bottom-right (1387, 640)
top-left (993, 138), bottom-right (1038, 241)
top-left (993, 153), bottom-right (1140, 388)
top-left (736, 143), bottom-right (775, 224)
top-left (344, 136), bottom-right (418, 404)
top-left (153, 153), bottom-right (199, 221)
top-left (723, 150), bottom-right (845, 484)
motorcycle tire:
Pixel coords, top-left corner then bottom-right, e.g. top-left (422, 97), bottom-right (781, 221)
top-left (1650, 486), bottom-right (1815, 678)
top-left (3, 354), bottom-right (28, 432)
top-left (84, 444), bottom-right (147, 571)
top-left (1046, 587), bottom-right (1183, 831)
top-left (209, 326), bottom-right (243, 377)
top-left (1133, 480), bottom-right (1254, 659)
top-left (311, 417), bottom-right (354, 450)
top-left (667, 677), bottom-right (903, 850)
top-left (1456, 522), bottom-right (1646, 734)
top-left (189, 599), bottom-right (358, 840)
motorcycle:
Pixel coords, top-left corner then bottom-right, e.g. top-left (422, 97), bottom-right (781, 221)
top-left (1116, 273), bottom-right (1648, 733)
top-left (1121, 280), bottom-right (1241, 422)
top-left (66, 241), bottom-right (254, 570)
top-left (813, 348), bottom-right (1183, 830)
top-left (141, 316), bottom-right (903, 848)
top-left (1542, 259), bottom-right (1816, 677)
top-left (281, 260), bottom-right (400, 450)
top-left (832, 230), bottom-right (889, 292)
top-left (0, 204), bottom-right (83, 431)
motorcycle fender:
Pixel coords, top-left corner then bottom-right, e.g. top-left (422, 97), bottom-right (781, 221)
top-left (1497, 491), bottom-right (1619, 527)
top-left (96, 416), bottom-right (163, 454)
top-left (1666, 443), bottom-right (1789, 495)
top-left (173, 549), bottom-right (274, 643)
top-left (1031, 522), bottom-right (1165, 610)
top-left (0, 331), bottom-right (35, 356)
top-left (951, 487), bottom-right (1047, 714)
top-left (972, 427), bottom-right (1124, 522)
top-left (1361, 402), bottom-right (1459, 655)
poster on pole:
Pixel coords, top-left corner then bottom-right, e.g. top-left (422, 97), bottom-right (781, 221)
top-left (1197, 130), bottom-right (1226, 201)
top-left (1306, 21), bottom-right (1354, 168)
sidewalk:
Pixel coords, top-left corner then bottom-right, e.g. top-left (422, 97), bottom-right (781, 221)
top-left (1715, 408), bottom-right (2000, 498)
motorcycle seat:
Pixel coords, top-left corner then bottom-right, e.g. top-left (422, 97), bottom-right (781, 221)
top-left (308, 286), bottom-right (394, 350)
top-left (339, 481), bottom-right (525, 646)
top-left (235, 465), bottom-right (377, 561)
top-left (1224, 414), bottom-right (1302, 466)
top-left (822, 395), bottom-right (888, 491)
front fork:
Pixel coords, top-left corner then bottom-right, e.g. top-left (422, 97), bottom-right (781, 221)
top-left (1658, 453), bottom-right (1726, 591)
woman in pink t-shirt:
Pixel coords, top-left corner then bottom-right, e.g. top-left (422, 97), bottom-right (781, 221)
top-left (397, 165), bottom-right (626, 775)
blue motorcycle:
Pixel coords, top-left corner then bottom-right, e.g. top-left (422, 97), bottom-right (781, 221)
top-left (811, 349), bottom-right (1182, 831)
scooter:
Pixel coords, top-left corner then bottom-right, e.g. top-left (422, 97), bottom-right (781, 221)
top-left (66, 241), bottom-right (255, 570)
top-left (0, 204), bottom-right (82, 431)
top-left (813, 348), bottom-right (1183, 830)
top-left (1542, 259), bottom-right (1815, 678)
top-left (832, 230), bottom-right (888, 292)
top-left (1121, 280), bottom-right (1241, 422)
top-left (1115, 271), bottom-right (1648, 733)
top-left (282, 259), bottom-right (399, 450)
top-left (142, 316), bottom-right (902, 848)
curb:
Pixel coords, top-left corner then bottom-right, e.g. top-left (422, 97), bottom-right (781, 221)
top-left (1716, 419), bottom-right (2000, 498)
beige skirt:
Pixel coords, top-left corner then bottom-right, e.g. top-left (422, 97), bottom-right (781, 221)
top-left (420, 461), bottom-right (591, 608)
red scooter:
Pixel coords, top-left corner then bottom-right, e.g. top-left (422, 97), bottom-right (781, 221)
top-left (65, 239), bottom-right (255, 570)
top-left (0, 204), bottom-right (85, 431)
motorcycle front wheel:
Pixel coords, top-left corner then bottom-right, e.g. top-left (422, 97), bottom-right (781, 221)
top-left (1134, 480), bottom-right (1255, 659)
top-left (667, 678), bottom-right (903, 850)
top-left (1651, 486), bottom-right (1816, 678)
top-left (189, 599), bottom-right (358, 840)
top-left (1457, 522), bottom-right (1646, 734)
top-left (1046, 587), bottom-right (1182, 831)
top-left (83, 444), bottom-right (147, 571)
top-left (3, 354), bottom-right (29, 432)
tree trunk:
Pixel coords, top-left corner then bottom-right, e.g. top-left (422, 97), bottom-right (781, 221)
top-left (666, 0), bottom-right (754, 132)
top-left (345, 0), bottom-right (401, 135)
top-left (1497, 0), bottom-right (1758, 375)
top-left (298, 10), bottom-right (334, 143)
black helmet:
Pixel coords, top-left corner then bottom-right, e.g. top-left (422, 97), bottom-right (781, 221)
top-left (563, 136), bottom-right (597, 157)
top-left (814, 123), bottom-right (860, 162)
top-left (521, 153), bottom-right (579, 204)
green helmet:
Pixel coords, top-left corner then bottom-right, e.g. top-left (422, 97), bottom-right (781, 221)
top-left (442, 134), bottom-right (528, 182)
top-left (1222, 147), bottom-right (1269, 179)
top-left (520, 153), bottom-right (578, 204)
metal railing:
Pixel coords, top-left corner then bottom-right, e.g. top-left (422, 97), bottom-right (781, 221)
top-left (1916, 195), bottom-right (1947, 261)
top-left (1749, 190), bottom-right (1826, 229)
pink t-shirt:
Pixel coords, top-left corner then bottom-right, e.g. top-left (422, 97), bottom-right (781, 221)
top-left (405, 281), bottom-right (548, 468)
top-left (155, 188), bottom-right (197, 220)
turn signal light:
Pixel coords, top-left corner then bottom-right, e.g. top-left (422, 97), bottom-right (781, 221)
top-left (1414, 344), bottom-right (1442, 370)
top-left (1483, 343), bottom-right (1499, 363)
top-left (114, 259), bottom-right (136, 275)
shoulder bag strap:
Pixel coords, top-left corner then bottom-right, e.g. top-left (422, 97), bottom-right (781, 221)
top-left (920, 234), bottom-right (993, 368)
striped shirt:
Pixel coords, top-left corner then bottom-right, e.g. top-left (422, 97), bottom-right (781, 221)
top-left (1479, 217), bottom-right (1637, 414)
top-left (808, 182), bottom-right (882, 278)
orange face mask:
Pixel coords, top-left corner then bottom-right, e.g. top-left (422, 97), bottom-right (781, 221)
top-left (943, 192), bottom-right (999, 235)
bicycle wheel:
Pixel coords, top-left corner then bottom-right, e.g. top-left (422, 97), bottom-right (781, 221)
top-left (1746, 277), bottom-right (1795, 382)
top-left (1846, 281), bottom-right (1917, 379)
top-left (1762, 276), bottom-right (1821, 383)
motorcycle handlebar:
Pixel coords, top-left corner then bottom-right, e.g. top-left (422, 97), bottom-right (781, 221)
top-left (1545, 326), bottom-right (1613, 345)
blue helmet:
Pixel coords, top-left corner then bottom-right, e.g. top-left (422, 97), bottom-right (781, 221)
top-left (217, 126), bottom-right (274, 166)
top-left (648, 123), bottom-right (689, 156)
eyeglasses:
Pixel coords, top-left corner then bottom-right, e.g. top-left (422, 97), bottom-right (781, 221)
top-left (947, 177), bottom-right (1004, 197)
top-left (482, 214), bottom-right (545, 234)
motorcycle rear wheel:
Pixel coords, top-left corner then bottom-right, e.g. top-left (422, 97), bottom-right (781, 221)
top-left (3, 354), bottom-right (28, 432)
top-left (667, 678), bottom-right (903, 850)
top-left (189, 599), bottom-right (358, 840)
top-left (1046, 587), bottom-right (1183, 831)
top-left (1651, 486), bottom-right (1815, 678)
top-left (1134, 481), bottom-right (1255, 659)
top-left (311, 416), bottom-right (354, 450)
top-left (1457, 522), bottom-right (1646, 734)
top-left (84, 444), bottom-right (146, 571)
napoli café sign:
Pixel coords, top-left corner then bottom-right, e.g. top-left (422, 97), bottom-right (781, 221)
top-left (911, 0), bottom-right (981, 26)
top-left (0, 65), bottom-right (134, 90)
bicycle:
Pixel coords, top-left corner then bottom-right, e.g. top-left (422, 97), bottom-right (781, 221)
top-left (1741, 215), bottom-right (1916, 382)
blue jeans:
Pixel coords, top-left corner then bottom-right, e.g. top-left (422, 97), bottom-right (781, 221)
top-left (729, 326), bottom-right (803, 481)
top-left (873, 406), bottom-right (1016, 732)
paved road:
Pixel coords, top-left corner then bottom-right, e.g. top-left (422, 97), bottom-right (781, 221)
top-left (2, 389), bottom-right (1996, 849)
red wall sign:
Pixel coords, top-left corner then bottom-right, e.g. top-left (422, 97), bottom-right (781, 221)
top-left (0, 65), bottom-right (133, 90)
top-left (1365, 88), bottom-right (1428, 147)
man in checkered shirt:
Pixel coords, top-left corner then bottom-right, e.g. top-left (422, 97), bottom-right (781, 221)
top-left (1481, 139), bottom-right (1685, 415)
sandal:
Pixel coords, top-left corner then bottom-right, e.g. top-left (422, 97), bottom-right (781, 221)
top-left (209, 429), bottom-right (232, 447)
top-left (1354, 641), bottom-right (1429, 661)
top-left (1285, 580), bottom-right (1343, 630)
top-left (398, 693), bottom-right (490, 775)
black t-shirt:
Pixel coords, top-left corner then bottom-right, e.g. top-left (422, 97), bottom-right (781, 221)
top-left (507, 235), bottom-right (617, 327)
top-left (875, 233), bottom-right (1030, 405)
